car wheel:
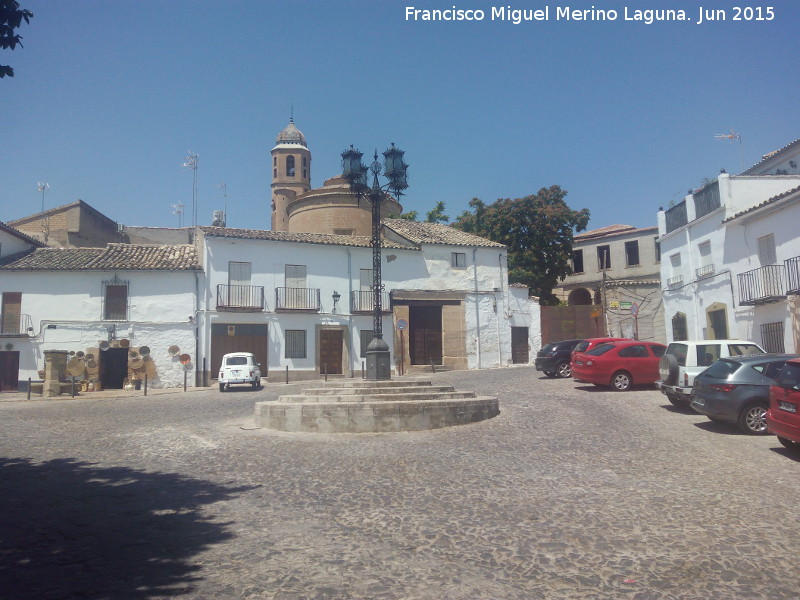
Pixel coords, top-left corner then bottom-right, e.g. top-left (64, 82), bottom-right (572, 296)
top-left (556, 361), bottom-right (571, 378)
top-left (219, 383), bottom-right (225, 392)
top-left (611, 371), bottom-right (632, 391)
top-left (738, 403), bottom-right (768, 435)
top-left (777, 436), bottom-right (800, 451)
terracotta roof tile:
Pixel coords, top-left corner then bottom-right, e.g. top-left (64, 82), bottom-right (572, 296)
top-left (574, 224), bottom-right (657, 241)
top-left (382, 220), bottom-right (505, 248)
top-left (741, 138), bottom-right (800, 174)
top-left (0, 244), bottom-right (201, 271)
top-left (199, 226), bottom-right (416, 250)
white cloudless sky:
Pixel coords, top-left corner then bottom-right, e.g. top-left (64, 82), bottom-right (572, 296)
top-left (4, 0), bottom-right (799, 232)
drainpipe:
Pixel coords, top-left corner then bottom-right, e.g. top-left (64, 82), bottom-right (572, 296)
top-left (473, 247), bottom-right (482, 369)
top-left (497, 252), bottom-right (503, 367)
top-left (347, 249), bottom-right (354, 378)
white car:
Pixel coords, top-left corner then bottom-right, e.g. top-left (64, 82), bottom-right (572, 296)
top-left (656, 339), bottom-right (765, 407)
top-left (218, 352), bottom-right (262, 391)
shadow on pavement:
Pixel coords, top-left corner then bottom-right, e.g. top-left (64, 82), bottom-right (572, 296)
top-left (0, 457), bottom-right (255, 599)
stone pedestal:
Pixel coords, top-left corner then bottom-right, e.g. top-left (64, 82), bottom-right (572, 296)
top-left (43, 350), bottom-right (68, 397)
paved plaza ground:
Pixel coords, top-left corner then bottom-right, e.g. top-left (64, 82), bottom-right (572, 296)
top-left (1, 366), bottom-right (798, 599)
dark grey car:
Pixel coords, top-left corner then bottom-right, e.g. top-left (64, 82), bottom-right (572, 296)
top-left (691, 354), bottom-right (796, 434)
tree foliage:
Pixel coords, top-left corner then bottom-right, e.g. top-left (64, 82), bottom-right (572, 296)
top-left (424, 201), bottom-right (449, 224)
top-left (453, 186), bottom-right (590, 304)
top-left (1, 0), bottom-right (33, 78)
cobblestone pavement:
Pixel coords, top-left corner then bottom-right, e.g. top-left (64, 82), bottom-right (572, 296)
top-left (1, 366), bottom-right (799, 600)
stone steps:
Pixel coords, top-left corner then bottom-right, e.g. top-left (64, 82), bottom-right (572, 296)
top-left (255, 378), bottom-right (499, 433)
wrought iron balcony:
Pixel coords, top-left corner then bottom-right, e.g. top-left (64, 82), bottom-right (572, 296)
top-left (216, 284), bottom-right (265, 312)
top-left (667, 274), bottom-right (684, 288)
top-left (276, 287), bottom-right (321, 311)
top-left (693, 181), bottom-right (721, 219)
top-left (738, 265), bottom-right (786, 306)
top-left (351, 290), bottom-right (391, 314)
top-left (786, 256), bottom-right (800, 295)
top-left (695, 264), bottom-right (715, 280)
top-left (0, 313), bottom-right (33, 337)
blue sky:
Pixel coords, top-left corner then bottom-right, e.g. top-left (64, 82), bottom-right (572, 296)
top-left (3, 1), bottom-right (799, 233)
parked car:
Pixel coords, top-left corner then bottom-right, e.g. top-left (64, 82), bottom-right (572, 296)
top-left (656, 340), bottom-right (765, 408)
top-left (767, 357), bottom-right (800, 450)
top-left (571, 337), bottom-right (627, 368)
top-left (535, 339), bottom-right (582, 378)
top-left (218, 352), bottom-right (262, 391)
top-left (690, 354), bottom-right (794, 434)
top-left (572, 340), bottom-right (667, 391)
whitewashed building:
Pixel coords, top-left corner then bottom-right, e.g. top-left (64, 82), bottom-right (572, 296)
top-left (0, 241), bottom-right (201, 391)
top-left (196, 221), bottom-right (539, 382)
top-left (657, 138), bottom-right (800, 350)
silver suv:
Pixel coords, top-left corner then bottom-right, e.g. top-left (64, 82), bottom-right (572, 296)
top-left (656, 339), bottom-right (765, 408)
top-left (218, 352), bottom-right (262, 392)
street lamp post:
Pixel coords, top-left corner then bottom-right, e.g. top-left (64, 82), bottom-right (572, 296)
top-left (341, 143), bottom-right (408, 380)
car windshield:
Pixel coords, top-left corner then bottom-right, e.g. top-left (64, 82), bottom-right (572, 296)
top-left (728, 343), bottom-right (765, 356)
top-left (226, 356), bottom-right (249, 366)
top-left (649, 345), bottom-right (666, 357)
top-left (703, 359), bottom-right (740, 379)
top-left (573, 341), bottom-right (589, 353)
top-left (587, 343), bottom-right (615, 356)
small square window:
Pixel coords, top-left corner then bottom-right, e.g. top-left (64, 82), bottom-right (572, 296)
top-left (625, 241), bottom-right (640, 267)
top-left (597, 245), bottom-right (611, 270)
top-left (451, 252), bottom-right (466, 268)
top-left (285, 330), bottom-right (306, 358)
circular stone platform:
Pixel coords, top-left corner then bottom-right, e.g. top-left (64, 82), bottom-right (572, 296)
top-left (254, 380), bottom-right (499, 433)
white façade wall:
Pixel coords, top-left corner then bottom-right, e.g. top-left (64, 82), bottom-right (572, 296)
top-left (0, 229), bottom-right (36, 259)
top-left (1, 270), bottom-right (198, 388)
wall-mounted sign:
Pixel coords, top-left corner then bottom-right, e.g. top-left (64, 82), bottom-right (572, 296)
top-left (396, 319), bottom-right (408, 331)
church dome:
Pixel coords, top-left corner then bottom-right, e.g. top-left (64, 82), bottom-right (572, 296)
top-left (275, 119), bottom-right (307, 147)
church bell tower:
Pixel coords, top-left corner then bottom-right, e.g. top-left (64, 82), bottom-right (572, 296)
top-left (271, 119), bottom-right (311, 231)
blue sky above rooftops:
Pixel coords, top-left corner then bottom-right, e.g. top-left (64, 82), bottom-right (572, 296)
top-left (3, 1), bottom-right (798, 233)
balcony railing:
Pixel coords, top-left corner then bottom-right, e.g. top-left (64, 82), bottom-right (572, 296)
top-left (351, 290), bottom-right (391, 314)
top-left (786, 256), bottom-right (800, 295)
top-left (0, 313), bottom-right (33, 337)
top-left (276, 287), bottom-right (321, 311)
top-left (667, 274), bottom-right (684, 288)
top-left (216, 284), bottom-right (265, 312)
top-left (665, 201), bottom-right (688, 234)
top-left (693, 181), bottom-right (721, 219)
top-left (738, 265), bottom-right (786, 306)
top-left (695, 264), bottom-right (715, 280)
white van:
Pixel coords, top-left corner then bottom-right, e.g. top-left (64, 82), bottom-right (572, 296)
top-left (218, 352), bottom-right (262, 392)
top-left (656, 340), bottom-right (765, 407)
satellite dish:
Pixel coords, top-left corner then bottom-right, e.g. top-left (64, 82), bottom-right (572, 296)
top-left (179, 353), bottom-right (191, 365)
top-left (99, 341), bottom-right (110, 351)
top-left (139, 346), bottom-right (151, 357)
top-left (76, 351), bottom-right (85, 358)
top-left (168, 345), bottom-right (180, 356)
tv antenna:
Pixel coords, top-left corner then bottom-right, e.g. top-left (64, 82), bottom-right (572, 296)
top-left (217, 183), bottom-right (228, 225)
top-left (715, 129), bottom-right (744, 172)
top-left (37, 181), bottom-right (49, 213)
top-left (171, 202), bottom-right (185, 227)
top-left (37, 182), bottom-right (51, 243)
top-left (182, 151), bottom-right (199, 226)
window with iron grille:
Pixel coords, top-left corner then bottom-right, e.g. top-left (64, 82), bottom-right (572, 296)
top-left (761, 322), bottom-right (785, 353)
top-left (103, 276), bottom-right (129, 321)
top-left (285, 330), bottom-right (306, 358)
top-left (672, 312), bottom-right (688, 341)
top-left (359, 329), bottom-right (373, 358)
top-left (597, 245), bottom-right (611, 270)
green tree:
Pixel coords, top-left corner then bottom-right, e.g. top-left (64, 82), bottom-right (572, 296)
top-left (425, 201), bottom-right (449, 224)
top-left (453, 186), bottom-right (589, 304)
top-left (1, 0), bottom-right (33, 78)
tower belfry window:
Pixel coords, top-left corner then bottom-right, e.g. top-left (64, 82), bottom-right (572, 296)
top-left (286, 155), bottom-right (296, 177)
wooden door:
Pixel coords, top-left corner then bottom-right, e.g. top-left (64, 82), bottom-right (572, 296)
top-left (211, 324), bottom-right (268, 376)
top-left (319, 329), bottom-right (343, 375)
top-left (410, 305), bottom-right (442, 365)
top-left (1, 292), bottom-right (21, 334)
top-left (511, 327), bottom-right (529, 364)
top-left (0, 351), bottom-right (20, 392)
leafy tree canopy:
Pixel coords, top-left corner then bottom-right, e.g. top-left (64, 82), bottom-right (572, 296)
top-left (391, 201), bottom-right (448, 224)
top-left (453, 186), bottom-right (590, 304)
top-left (1, 0), bottom-right (33, 78)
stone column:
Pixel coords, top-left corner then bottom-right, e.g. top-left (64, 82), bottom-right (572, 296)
top-left (43, 350), bottom-right (68, 397)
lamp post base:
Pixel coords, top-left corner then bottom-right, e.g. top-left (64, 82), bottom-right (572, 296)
top-left (366, 336), bottom-right (391, 380)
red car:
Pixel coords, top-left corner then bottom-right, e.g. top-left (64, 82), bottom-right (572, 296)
top-left (572, 340), bottom-right (667, 391)
top-left (570, 337), bottom-right (627, 371)
top-left (767, 357), bottom-right (800, 451)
